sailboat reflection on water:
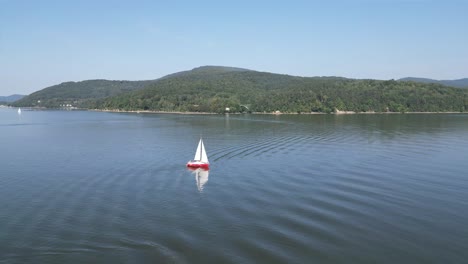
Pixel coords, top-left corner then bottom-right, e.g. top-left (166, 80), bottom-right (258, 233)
top-left (189, 168), bottom-right (209, 192)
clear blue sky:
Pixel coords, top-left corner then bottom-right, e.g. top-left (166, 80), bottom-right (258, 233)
top-left (1, 0), bottom-right (467, 95)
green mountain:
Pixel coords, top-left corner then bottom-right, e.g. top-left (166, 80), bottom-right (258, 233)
top-left (12, 66), bottom-right (468, 113)
top-left (12, 79), bottom-right (156, 108)
top-left (92, 66), bottom-right (468, 113)
top-left (399, 77), bottom-right (468, 88)
top-left (161, 65), bottom-right (251, 80)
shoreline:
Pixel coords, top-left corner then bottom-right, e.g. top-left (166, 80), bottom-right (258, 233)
top-left (91, 109), bottom-right (466, 115)
top-left (92, 109), bottom-right (218, 115)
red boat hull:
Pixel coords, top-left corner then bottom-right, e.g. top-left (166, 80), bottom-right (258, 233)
top-left (186, 162), bottom-right (210, 170)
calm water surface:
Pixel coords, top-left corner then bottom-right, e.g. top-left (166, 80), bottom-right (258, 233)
top-left (1, 108), bottom-right (467, 263)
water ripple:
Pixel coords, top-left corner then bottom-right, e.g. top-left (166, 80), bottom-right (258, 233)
top-left (2, 111), bottom-right (468, 263)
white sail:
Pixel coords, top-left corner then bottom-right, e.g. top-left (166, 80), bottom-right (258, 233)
top-left (200, 140), bottom-right (209, 163)
top-left (194, 139), bottom-right (202, 161)
top-left (17, 108), bottom-right (21, 114)
top-left (193, 138), bottom-right (209, 163)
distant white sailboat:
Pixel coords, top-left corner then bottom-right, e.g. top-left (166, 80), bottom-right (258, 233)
top-left (186, 138), bottom-right (210, 170)
top-left (17, 108), bottom-right (21, 114)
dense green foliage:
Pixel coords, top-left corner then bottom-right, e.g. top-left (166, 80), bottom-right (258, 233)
top-left (13, 66), bottom-right (468, 113)
top-left (92, 66), bottom-right (468, 113)
top-left (12, 80), bottom-right (155, 108)
top-left (399, 77), bottom-right (468, 88)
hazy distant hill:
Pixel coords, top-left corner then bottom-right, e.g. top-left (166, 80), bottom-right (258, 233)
top-left (13, 79), bottom-right (156, 108)
top-left (92, 66), bottom-right (468, 113)
top-left (0, 94), bottom-right (25, 102)
top-left (399, 77), bottom-right (468, 88)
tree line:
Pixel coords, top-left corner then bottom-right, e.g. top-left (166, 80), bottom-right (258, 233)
top-left (91, 70), bottom-right (468, 113)
top-left (13, 66), bottom-right (468, 113)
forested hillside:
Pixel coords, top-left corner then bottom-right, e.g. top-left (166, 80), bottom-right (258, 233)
top-left (12, 66), bottom-right (468, 113)
top-left (399, 77), bottom-right (468, 88)
top-left (12, 79), bottom-right (156, 108)
top-left (92, 66), bottom-right (468, 113)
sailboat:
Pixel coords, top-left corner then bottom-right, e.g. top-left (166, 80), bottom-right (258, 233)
top-left (186, 138), bottom-right (210, 170)
top-left (17, 108), bottom-right (21, 114)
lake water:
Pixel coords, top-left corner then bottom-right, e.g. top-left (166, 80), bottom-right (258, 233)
top-left (1, 108), bottom-right (467, 263)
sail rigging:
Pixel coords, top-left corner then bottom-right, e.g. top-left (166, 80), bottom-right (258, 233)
top-left (194, 139), bottom-right (209, 163)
